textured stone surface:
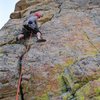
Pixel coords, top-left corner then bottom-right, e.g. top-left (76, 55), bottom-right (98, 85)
top-left (0, 44), bottom-right (25, 99)
top-left (0, 0), bottom-right (100, 99)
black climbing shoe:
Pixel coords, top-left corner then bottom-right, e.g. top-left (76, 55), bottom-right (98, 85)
top-left (37, 39), bottom-right (46, 42)
top-left (16, 37), bottom-right (19, 41)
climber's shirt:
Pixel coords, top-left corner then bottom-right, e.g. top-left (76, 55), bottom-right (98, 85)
top-left (23, 15), bottom-right (38, 30)
top-left (21, 15), bottom-right (40, 38)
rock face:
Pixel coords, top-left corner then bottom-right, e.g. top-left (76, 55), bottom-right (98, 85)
top-left (0, 0), bottom-right (100, 100)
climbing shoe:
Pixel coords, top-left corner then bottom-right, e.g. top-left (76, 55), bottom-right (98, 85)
top-left (16, 37), bottom-right (19, 41)
top-left (37, 39), bottom-right (46, 42)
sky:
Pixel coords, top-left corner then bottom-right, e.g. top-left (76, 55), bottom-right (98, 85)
top-left (0, 0), bottom-right (19, 29)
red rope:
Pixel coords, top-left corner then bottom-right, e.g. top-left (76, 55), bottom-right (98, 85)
top-left (16, 32), bottom-right (32, 100)
top-left (16, 69), bottom-right (22, 100)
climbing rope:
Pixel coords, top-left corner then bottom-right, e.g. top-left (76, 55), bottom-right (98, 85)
top-left (16, 68), bottom-right (22, 100)
top-left (16, 32), bottom-right (33, 100)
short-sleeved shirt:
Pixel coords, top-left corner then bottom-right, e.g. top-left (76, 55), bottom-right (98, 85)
top-left (23, 16), bottom-right (38, 30)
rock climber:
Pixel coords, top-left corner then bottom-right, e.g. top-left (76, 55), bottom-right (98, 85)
top-left (16, 12), bottom-right (46, 42)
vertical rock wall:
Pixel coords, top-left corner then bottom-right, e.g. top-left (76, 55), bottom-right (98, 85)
top-left (0, 0), bottom-right (100, 100)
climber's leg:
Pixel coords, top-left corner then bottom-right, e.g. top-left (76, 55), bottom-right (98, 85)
top-left (32, 28), bottom-right (46, 42)
top-left (18, 34), bottom-right (24, 40)
top-left (36, 32), bottom-right (46, 42)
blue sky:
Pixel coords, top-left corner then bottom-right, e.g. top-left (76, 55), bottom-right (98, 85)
top-left (0, 0), bottom-right (19, 29)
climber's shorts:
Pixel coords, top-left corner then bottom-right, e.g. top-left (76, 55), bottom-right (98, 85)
top-left (22, 25), bottom-right (41, 39)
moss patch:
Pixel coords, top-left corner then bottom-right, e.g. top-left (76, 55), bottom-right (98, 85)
top-left (75, 78), bottom-right (100, 100)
